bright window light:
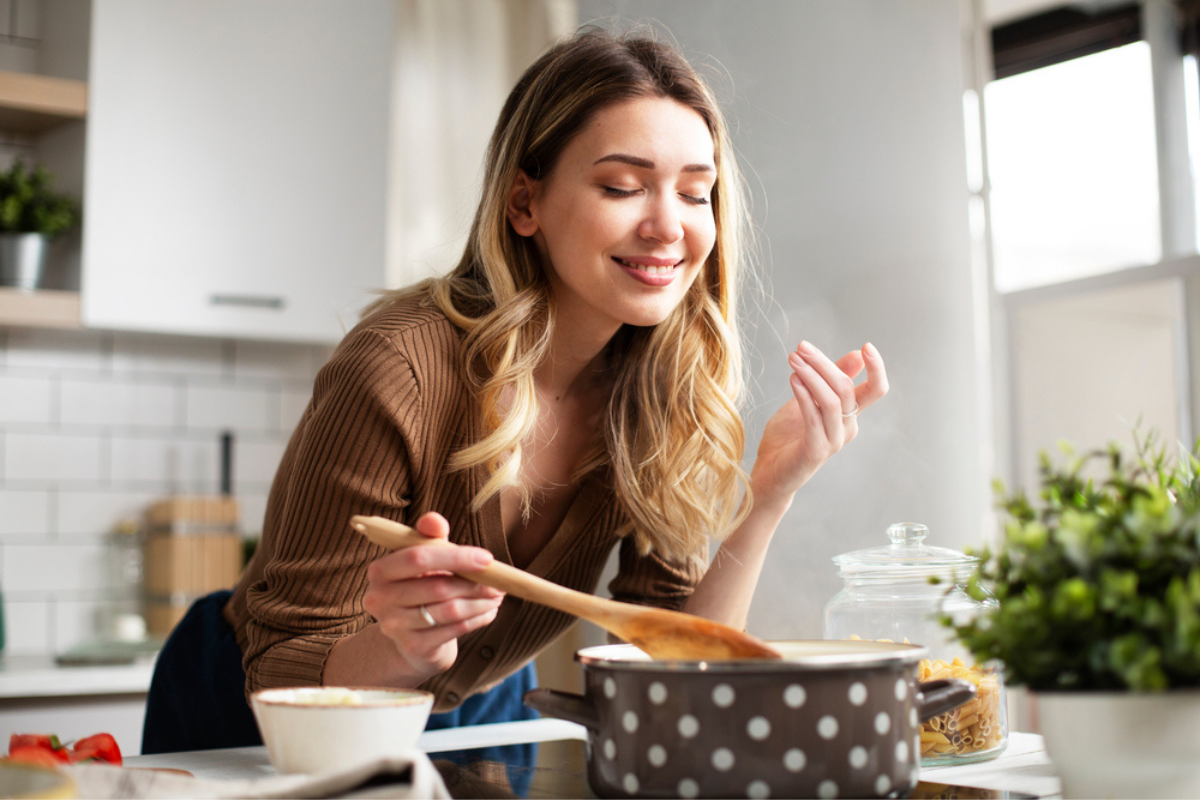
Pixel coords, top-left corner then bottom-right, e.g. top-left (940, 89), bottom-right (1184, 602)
top-left (1186, 53), bottom-right (1200, 253)
top-left (985, 42), bottom-right (1161, 293)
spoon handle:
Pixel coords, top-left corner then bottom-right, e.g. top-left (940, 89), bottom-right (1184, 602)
top-left (350, 515), bottom-right (621, 620)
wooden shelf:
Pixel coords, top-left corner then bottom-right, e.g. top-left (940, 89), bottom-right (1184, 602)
top-left (0, 69), bottom-right (89, 330)
top-left (0, 70), bottom-right (87, 133)
top-left (0, 287), bottom-right (82, 329)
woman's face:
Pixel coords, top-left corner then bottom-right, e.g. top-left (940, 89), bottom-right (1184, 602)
top-left (509, 97), bottom-right (718, 342)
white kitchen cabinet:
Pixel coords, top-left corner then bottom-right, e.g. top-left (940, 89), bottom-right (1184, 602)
top-left (81, 0), bottom-right (392, 343)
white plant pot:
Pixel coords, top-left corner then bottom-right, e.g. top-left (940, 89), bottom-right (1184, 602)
top-left (1036, 690), bottom-right (1200, 799)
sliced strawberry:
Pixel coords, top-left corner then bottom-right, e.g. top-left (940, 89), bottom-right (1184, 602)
top-left (69, 732), bottom-right (122, 765)
top-left (7, 745), bottom-right (67, 768)
top-left (8, 734), bottom-right (63, 753)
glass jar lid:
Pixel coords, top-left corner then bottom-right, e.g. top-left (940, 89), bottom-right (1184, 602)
top-left (832, 522), bottom-right (977, 580)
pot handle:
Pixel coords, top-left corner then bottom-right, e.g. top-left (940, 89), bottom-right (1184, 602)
top-left (915, 678), bottom-right (977, 722)
top-left (523, 688), bottom-right (600, 730)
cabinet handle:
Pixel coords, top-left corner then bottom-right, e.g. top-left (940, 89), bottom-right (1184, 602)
top-left (209, 294), bottom-right (286, 310)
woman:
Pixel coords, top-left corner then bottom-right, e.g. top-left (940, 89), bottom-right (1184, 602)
top-left (142, 25), bottom-right (887, 757)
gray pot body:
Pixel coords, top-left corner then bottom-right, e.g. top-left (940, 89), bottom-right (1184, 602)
top-left (525, 641), bottom-right (977, 799)
top-left (0, 232), bottom-right (50, 290)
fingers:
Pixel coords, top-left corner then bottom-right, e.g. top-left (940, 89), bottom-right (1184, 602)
top-left (792, 341), bottom-right (858, 442)
top-left (414, 510), bottom-right (450, 541)
top-left (855, 342), bottom-right (889, 411)
top-left (833, 349), bottom-right (866, 382)
top-left (361, 512), bottom-right (504, 676)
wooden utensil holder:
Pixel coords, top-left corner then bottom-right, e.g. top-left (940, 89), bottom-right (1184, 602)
top-left (143, 496), bottom-right (243, 636)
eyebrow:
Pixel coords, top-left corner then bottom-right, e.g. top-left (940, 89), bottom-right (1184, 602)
top-left (594, 153), bottom-right (715, 173)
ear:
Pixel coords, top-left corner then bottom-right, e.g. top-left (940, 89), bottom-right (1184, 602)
top-left (506, 170), bottom-right (540, 237)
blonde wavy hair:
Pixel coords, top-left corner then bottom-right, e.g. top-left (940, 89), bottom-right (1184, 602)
top-left (371, 27), bottom-right (752, 562)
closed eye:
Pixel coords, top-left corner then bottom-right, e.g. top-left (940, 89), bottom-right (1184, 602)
top-left (604, 186), bottom-right (639, 198)
top-left (681, 193), bottom-right (710, 206)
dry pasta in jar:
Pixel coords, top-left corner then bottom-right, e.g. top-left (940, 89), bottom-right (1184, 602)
top-left (918, 656), bottom-right (1006, 763)
top-left (825, 524), bottom-right (1008, 765)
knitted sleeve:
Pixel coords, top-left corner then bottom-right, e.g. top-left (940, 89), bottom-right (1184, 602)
top-left (238, 327), bottom-right (420, 692)
top-left (607, 534), bottom-right (705, 612)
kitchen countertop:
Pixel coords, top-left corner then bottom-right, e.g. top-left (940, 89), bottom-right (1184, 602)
top-left (127, 722), bottom-right (1062, 798)
top-left (0, 653), bottom-right (158, 699)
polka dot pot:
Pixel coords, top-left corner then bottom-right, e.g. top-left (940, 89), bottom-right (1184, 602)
top-left (524, 640), bottom-right (975, 799)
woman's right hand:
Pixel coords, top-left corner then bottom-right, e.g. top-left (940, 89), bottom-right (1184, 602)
top-left (361, 511), bottom-right (505, 681)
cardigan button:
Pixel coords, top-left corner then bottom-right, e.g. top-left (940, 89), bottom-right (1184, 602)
top-left (480, 646), bottom-right (495, 660)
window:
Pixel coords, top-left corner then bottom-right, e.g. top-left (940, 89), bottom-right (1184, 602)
top-left (979, 2), bottom-right (1196, 491)
top-left (986, 42), bottom-right (1161, 292)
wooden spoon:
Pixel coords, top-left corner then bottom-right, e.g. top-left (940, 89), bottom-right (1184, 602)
top-left (350, 515), bottom-right (782, 661)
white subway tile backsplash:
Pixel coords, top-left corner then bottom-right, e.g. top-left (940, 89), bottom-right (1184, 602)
top-left (6, 328), bottom-right (107, 373)
top-left (280, 388), bottom-right (312, 432)
top-left (0, 489), bottom-right (50, 536)
top-left (55, 490), bottom-right (161, 537)
top-left (0, 321), bottom-right (321, 654)
top-left (0, 374), bottom-right (54, 424)
top-left (111, 332), bottom-right (226, 377)
top-left (233, 439), bottom-right (286, 487)
top-left (3, 599), bottom-right (51, 655)
top-left (185, 384), bottom-right (274, 432)
top-left (234, 341), bottom-right (324, 381)
top-left (55, 600), bottom-right (116, 653)
top-left (5, 543), bottom-right (112, 593)
top-left (60, 376), bottom-right (180, 429)
top-left (5, 432), bottom-right (105, 482)
top-left (238, 492), bottom-right (269, 537)
top-left (109, 434), bottom-right (220, 491)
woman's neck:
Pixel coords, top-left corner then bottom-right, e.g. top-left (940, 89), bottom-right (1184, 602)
top-left (534, 318), bottom-right (619, 402)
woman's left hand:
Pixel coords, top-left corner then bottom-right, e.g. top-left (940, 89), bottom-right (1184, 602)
top-left (750, 340), bottom-right (888, 507)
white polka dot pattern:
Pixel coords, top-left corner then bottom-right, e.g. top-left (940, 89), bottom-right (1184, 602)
top-left (748, 779), bottom-right (771, 799)
top-left (818, 715), bottom-right (839, 740)
top-left (582, 671), bottom-right (925, 798)
top-left (747, 716), bottom-right (771, 740)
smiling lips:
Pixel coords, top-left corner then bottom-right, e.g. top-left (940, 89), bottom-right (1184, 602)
top-left (615, 256), bottom-right (683, 285)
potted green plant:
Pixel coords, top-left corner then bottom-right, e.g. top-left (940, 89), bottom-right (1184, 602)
top-left (0, 158), bottom-right (79, 290)
top-left (945, 431), bottom-right (1200, 798)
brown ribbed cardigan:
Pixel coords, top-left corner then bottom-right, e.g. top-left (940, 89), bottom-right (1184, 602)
top-left (224, 297), bottom-right (702, 712)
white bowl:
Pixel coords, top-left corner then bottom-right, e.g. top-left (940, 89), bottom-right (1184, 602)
top-left (250, 686), bottom-right (434, 775)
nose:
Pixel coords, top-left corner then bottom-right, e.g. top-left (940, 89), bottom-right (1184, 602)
top-left (638, 194), bottom-right (684, 245)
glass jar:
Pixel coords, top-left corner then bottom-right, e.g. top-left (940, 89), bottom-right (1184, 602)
top-left (823, 522), bottom-right (1007, 765)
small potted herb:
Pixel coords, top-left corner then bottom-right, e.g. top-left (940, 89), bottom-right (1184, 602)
top-left (945, 431), bottom-right (1200, 798)
top-left (0, 158), bottom-right (79, 290)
